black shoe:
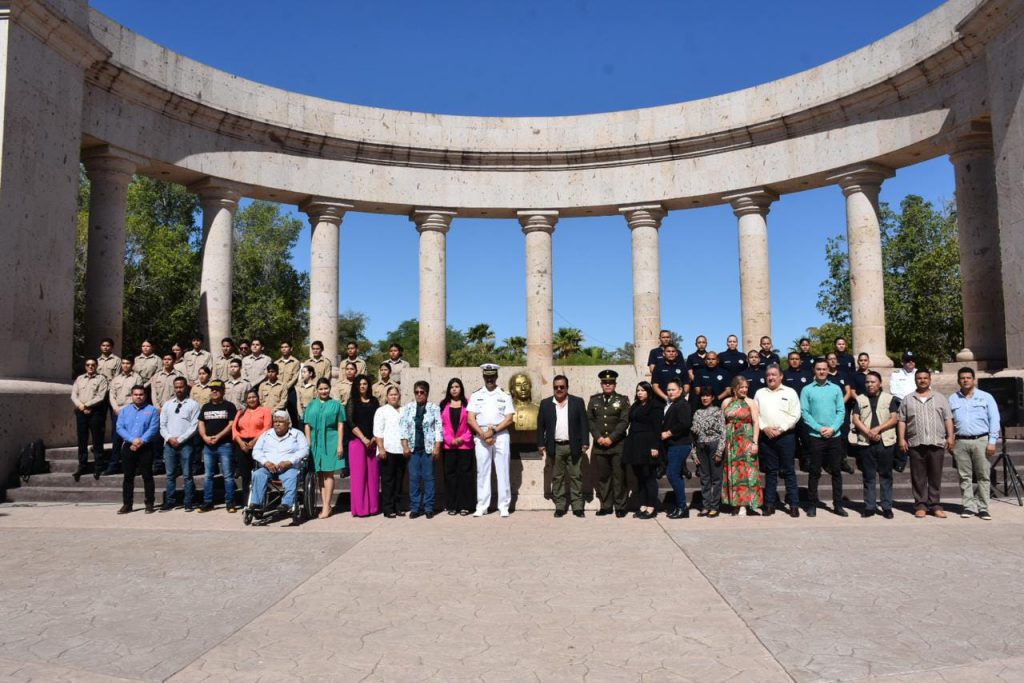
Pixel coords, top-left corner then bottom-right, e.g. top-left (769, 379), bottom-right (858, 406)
top-left (763, 506), bottom-right (776, 517)
top-left (707, 509), bottom-right (720, 518)
top-left (881, 509), bottom-right (894, 519)
top-left (144, 504), bottom-right (155, 514)
top-left (93, 469), bottom-right (102, 480)
top-left (666, 507), bottom-right (682, 519)
top-left (117, 504), bottom-right (132, 515)
top-left (683, 466), bottom-right (693, 480)
top-left (159, 503), bottom-right (175, 512)
top-left (73, 468), bottom-right (84, 482)
top-left (184, 506), bottom-right (194, 513)
top-left (554, 509), bottom-right (567, 518)
top-left (841, 458), bottom-right (855, 474)
top-left (397, 511), bottom-right (407, 517)
top-left (409, 511), bottom-right (423, 519)
top-left (596, 509), bottom-right (612, 517)
top-left (385, 512), bottom-right (397, 519)
top-left (834, 506), bottom-right (849, 517)
top-left (426, 512), bottom-right (435, 519)
top-left (698, 509), bottom-right (709, 517)
top-left (789, 507), bottom-right (800, 518)
top-left (102, 468), bottom-right (119, 476)
top-left (573, 510), bottom-right (585, 518)
top-left (197, 504), bottom-right (214, 513)
top-left (680, 508), bottom-right (690, 519)
top-left (861, 509), bottom-right (876, 518)
top-left (637, 510), bottom-right (654, 519)
top-left (615, 510), bottom-right (627, 518)
top-left (459, 510), bottom-right (471, 516)
top-left (447, 510), bottom-right (459, 516)
top-left (806, 506), bottom-right (817, 518)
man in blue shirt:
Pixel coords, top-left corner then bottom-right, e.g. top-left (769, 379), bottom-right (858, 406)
top-left (652, 344), bottom-right (688, 402)
top-left (646, 329), bottom-right (674, 377)
top-left (800, 359), bottom-right (847, 517)
top-left (691, 352), bottom-right (731, 402)
top-left (949, 367), bottom-right (1001, 520)
top-left (685, 335), bottom-right (709, 381)
top-left (115, 385), bottom-right (160, 514)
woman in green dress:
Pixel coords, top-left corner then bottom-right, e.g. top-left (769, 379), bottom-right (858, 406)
top-left (303, 378), bottom-right (346, 519)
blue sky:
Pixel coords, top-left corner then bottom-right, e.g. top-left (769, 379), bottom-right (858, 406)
top-left (92, 0), bottom-right (951, 352)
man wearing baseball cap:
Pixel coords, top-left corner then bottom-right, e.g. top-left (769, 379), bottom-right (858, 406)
top-left (197, 380), bottom-right (239, 512)
top-left (889, 352), bottom-right (917, 402)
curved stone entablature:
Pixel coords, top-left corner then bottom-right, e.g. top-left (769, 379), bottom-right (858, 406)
top-left (78, 0), bottom-right (1005, 215)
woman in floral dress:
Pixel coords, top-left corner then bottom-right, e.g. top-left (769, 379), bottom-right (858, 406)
top-left (721, 375), bottom-right (762, 515)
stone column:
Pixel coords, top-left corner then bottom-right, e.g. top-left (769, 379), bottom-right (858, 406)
top-left (620, 205), bottom-right (665, 369)
top-left (518, 211), bottom-right (558, 373)
top-left (950, 127), bottom-right (1006, 369)
top-left (82, 146), bottom-right (144, 356)
top-left (411, 209), bottom-right (456, 368)
top-left (300, 197), bottom-right (352, 367)
top-left (723, 189), bottom-right (778, 353)
top-left (190, 178), bottom-right (245, 347)
top-left (828, 164), bottom-right (895, 367)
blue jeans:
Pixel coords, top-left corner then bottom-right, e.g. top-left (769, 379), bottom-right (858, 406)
top-left (163, 440), bottom-right (195, 507)
top-left (250, 465), bottom-right (300, 507)
top-left (408, 449), bottom-right (435, 513)
top-left (666, 444), bottom-right (691, 509)
top-left (203, 441), bottom-right (236, 506)
top-left (759, 432), bottom-right (798, 509)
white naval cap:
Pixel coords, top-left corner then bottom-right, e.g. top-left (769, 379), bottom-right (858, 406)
top-left (480, 363), bottom-right (501, 377)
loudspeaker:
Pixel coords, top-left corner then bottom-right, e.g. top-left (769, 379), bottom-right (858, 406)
top-left (978, 377), bottom-right (1024, 428)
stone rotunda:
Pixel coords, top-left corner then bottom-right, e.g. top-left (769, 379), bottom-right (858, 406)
top-left (0, 0), bottom-right (1022, 479)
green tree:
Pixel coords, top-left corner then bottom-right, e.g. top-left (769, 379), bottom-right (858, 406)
top-left (466, 323), bottom-right (495, 345)
top-left (816, 195), bottom-right (962, 369)
top-left (337, 310), bottom-right (370, 355)
top-left (553, 327), bottom-right (584, 359)
top-left (231, 201), bottom-right (309, 352)
top-left (791, 322), bottom-right (852, 358)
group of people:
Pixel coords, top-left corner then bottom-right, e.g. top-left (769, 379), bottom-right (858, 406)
top-left (70, 329), bottom-right (1003, 522)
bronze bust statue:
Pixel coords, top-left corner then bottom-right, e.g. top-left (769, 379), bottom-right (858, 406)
top-left (509, 372), bottom-right (539, 431)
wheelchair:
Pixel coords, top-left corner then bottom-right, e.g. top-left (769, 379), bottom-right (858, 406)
top-left (242, 458), bottom-right (320, 526)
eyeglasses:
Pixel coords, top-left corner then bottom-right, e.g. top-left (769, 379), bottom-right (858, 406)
top-left (414, 390), bottom-right (426, 395)
top-left (553, 385), bottom-right (568, 391)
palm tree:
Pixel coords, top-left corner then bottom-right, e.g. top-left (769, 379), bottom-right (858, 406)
top-left (553, 327), bottom-right (584, 359)
top-left (466, 323), bottom-right (494, 345)
top-left (502, 336), bottom-right (527, 359)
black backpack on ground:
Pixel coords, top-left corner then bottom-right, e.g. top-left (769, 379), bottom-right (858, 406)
top-left (18, 439), bottom-right (47, 482)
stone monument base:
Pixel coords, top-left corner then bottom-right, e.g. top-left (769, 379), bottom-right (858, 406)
top-left (0, 380), bottom-right (76, 486)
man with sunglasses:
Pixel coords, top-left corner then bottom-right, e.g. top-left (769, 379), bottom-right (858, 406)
top-left (71, 358), bottom-right (110, 482)
top-left (538, 374), bottom-right (590, 518)
top-left (159, 377), bottom-right (200, 511)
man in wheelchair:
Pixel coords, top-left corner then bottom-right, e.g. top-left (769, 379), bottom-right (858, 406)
top-left (247, 410), bottom-right (309, 517)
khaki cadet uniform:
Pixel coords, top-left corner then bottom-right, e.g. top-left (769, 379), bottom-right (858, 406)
top-left (212, 353), bottom-right (241, 382)
top-left (190, 381), bottom-right (212, 407)
top-left (296, 381), bottom-right (317, 420)
top-left (258, 379), bottom-right (288, 412)
top-left (587, 369), bottom-right (631, 516)
top-left (109, 371), bottom-right (143, 413)
top-left (134, 354), bottom-right (161, 385)
top-left (71, 372), bottom-right (110, 473)
top-left (387, 358), bottom-right (411, 385)
top-left (276, 356), bottom-right (301, 390)
top-left (96, 354), bottom-right (121, 381)
top-left (150, 369), bottom-right (182, 409)
top-left (223, 376), bottom-right (251, 411)
top-left (304, 356), bottom-right (333, 381)
top-left (173, 357), bottom-right (187, 380)
top-left (183, 349), bottom-right (213, 385)
top-left (331, 378), bottom-right (353, 405)
top-left (373, 379), bottom-right (400, 406)
top-left (341, 356), bottom-right (367, 377)
top-left (242, 353), bottom-right (271, 386)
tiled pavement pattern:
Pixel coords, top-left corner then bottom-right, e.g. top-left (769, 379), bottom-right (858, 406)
top-left (1, 502), bottom-right (1023, 682)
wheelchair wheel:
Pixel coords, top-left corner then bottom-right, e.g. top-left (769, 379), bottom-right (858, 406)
top-left (243, 508), bottom-right (253, 526)
top-left (302, 467), bottom-right (320, 520)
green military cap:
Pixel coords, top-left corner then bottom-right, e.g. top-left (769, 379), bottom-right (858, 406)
top-left (598, 369), bottom-right (619, 382)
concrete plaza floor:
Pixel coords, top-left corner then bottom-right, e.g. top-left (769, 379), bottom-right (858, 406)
top-left (1, 501), bottom-right (1024, 682)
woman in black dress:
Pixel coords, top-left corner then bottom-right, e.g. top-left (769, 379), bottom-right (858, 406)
top-left (622, 381), bottom-right (665, 519)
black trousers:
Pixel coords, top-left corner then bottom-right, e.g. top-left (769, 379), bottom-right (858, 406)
top-left (909, 444), bottom-right (945, 510)
top-left (806, 435), bottom-right (844, 507)
top-left (75, 408), bottom-right (106, 468)
top-left (380, 451), bottom-right (408, 515)
top-left (121, 442), bottom-right (155, 507)
top-left (632, 463), bottom-right (659, 508)
top-left (443, 448), bottom-right (476, 512)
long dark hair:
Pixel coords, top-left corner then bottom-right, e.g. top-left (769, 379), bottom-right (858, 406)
top-left (635, 381), bottom-right (655, 404)
top-left (347, 374), bottom-right (378, 418)
top-left (441, 377), bottom-right (466, 408)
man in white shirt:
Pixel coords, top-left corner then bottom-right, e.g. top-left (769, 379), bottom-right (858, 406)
top-left (537, 375), bottom-right (590, 517)
top-left (467, 363), bottom-right (516, 517)
top-left (755, 365), bottom-right (803, 517)
top-left (889, 352), bottom-right (917, 401)
top-left (249, 411), bottom-right (309, 512)
top-left (159, 377), bottom-right (201, 511)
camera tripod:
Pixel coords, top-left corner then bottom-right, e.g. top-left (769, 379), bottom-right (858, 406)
top-left (990, 427), bottom-right (1023, 506)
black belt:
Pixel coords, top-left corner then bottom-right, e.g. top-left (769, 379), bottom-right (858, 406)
top-left (957, 434), bottom-right (987, 440)
top-left (554, 440), bottom-right (570, 445)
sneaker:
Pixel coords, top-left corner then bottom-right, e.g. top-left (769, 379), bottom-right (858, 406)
top-left (159, 503), bottom-right (176, 512)
top-left (960, 511), bottom-right (974, 518)
top-left (197, 504), bottom-right (214, 513)
top-left (979, 510), bottom-right (992, 520)
top-left (499, 510), bottom-right (510, 518)
top-left (184, 506), bottom-right (194, 513)
top-left (226, 506), bottom-right (237, 514)
top-left (473, 509), bottom-right (484, 517)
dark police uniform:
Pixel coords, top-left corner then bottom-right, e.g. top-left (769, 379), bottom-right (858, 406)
top-left (826, 369), bottom-right (857, 473)
top-left (646, 346), bottom-right (667, 369)
top-left (784, 366), bottom-right (813, 472)
top-left (783, 367), bottom-right (812, 395)
top-left (718, 349), bottom-right (747, 379)
top-left (587, 369), bottom-right (631, 516)
top-left (652, 360), bottom-right (688, 393)
top-left (835, 352), bottom-right (856, 374)
top-left (799, 351), bottom-right (815, 372)
top-left (741, 365), bottom-right (767, 397)
top-left (758, 350), bottom-right (781, 367)
top-left (692, 365), bottom-right (730, 398)
top-left (685, 351), bottom-right (707, 376)
top-left (850, 369), bottom-right (868, 396)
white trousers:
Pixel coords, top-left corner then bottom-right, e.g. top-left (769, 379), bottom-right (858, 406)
top-left (475, 432), bottom-right (511, 513)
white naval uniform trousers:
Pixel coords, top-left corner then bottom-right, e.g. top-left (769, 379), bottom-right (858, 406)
top-left (475, 430), bottom-right (511, 513)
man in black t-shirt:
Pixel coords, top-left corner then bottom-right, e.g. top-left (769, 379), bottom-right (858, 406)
top-left (198, 380), bottom-right (239, 513)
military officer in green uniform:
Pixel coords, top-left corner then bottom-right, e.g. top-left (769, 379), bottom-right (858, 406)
top-left (587, 369), bottom-right (631, 517)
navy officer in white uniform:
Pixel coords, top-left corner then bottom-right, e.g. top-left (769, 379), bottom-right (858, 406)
top-left (467, 364), bottom-right (517, 517)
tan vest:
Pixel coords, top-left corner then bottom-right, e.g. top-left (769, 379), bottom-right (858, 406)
top-left (853, 391), bottom-right (897, 447)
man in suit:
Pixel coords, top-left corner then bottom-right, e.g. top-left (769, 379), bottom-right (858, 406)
top-left (537, 374), bottom-right (590, 518)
